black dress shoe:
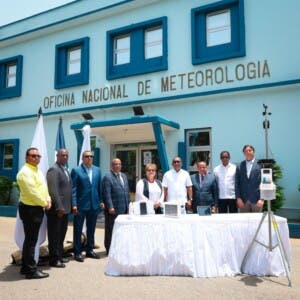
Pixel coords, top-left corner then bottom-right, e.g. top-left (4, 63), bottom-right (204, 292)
top-left (49, 261), bottom-right (66, 268)
top-left (74, 254), bottom-right (84, 262)
top-left (25, 270), bottom-right (49, 279)
top-left (86, 251), bottom-right (100, 259)
top-left (61, 257), bottom-right (69, 263)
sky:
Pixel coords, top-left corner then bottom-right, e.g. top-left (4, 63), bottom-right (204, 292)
top-left (0, 0), bottom-right (74, 26)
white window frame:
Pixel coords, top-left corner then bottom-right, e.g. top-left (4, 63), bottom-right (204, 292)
top-left (206, 9), bottom-right (231, 47)
top-left (6, 63), bottom-right (17, 87)
top-left (113, 34), bottom-right (130, 65)
top-left (144, 25), bottom-right (162, 59)
top-left (186, 129), bottom-right (212, 172)
top-left (67, 46), bottom-right (81, 75)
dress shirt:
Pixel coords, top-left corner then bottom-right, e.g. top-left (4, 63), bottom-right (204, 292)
top-left (83, 164), bottom-right (93, 182)
top-left (246, 159), bottom-right (254, 178)
top-left (214, 163), bottom-right (236, 199)
top-left (162, 169), bottom-right (192, 204)
top-left (135, 179), bottom-right (164, 204)
top-left (17, 163), bottom-right (50, 207)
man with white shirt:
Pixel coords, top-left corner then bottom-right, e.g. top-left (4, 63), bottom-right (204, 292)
top-left (214, 151), bottom-right (237, 213)
top-left (162, 157), bottom-right (193, 205)
top-left (235, 145), bottom-right (263, 213)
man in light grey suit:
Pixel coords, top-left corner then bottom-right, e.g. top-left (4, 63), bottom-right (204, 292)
top-left (235, 145), bottom-right (263, 212)
top-left (46, 148), bottom-right (72, 268)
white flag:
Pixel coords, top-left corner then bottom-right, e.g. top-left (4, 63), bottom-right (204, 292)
top-left (78, 124), bottom-right (91, 165)
top-left (77, 124), bottom-right (91, 234)
top-left (14, 112), bottom-right (49, 263)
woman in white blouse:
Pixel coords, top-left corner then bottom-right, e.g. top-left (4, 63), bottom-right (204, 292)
top-left (135, 163), bottom-right (164, 214)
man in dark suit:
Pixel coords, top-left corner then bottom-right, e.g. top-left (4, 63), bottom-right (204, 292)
top-left (71, 150), bottom-right (103, 262)
top-left (46, 148), bottom-right (72, 268)
top-left (102, 158), bottom-right (130, 255)
top-left (188, 161), bottom-right (218, 213)
top-left (235, 145), bottom-right (263, 212)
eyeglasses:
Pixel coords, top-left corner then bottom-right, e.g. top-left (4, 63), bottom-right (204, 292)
top-left (173, 161), bottom-right (181, 164)
top-left (28, 154), bottom-right (41, 158)
top-left (84, 155), bottom-right (94, 158)
top-left (146, 169), bottom-right (156, 172)
top-left (221, 156), bottom-right (230, 159)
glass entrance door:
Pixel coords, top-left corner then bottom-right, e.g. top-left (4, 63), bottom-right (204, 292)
top-left (114, 143), bottom-right (161, 195)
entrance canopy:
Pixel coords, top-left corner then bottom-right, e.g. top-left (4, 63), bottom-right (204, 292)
top-left (71, 115), bottom-right (180, 173)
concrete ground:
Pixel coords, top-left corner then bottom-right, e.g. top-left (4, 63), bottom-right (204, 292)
top-left (0, 216), bottom-right (299, 300)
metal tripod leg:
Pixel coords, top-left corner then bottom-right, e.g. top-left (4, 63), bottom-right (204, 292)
top-left (270, 213), bottom-right (291, 287)
top-left (241, 211), bottom-right (292, 287)
top-left (241, 212), bottom-right (267, 272)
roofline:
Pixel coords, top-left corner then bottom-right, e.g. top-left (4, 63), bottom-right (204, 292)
top-left (0, 0), bottom-right (136, 43)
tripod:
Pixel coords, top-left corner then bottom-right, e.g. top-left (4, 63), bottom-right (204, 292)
top-left (241, 200), bottom-right (291, 287)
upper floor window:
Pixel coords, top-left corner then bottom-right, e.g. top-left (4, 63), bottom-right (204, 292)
top-left (145, 26), bottom-right (162, 59)
top-left (67, 46), bottom-right (81, 75)
top-left (113, 34), bottom-right (130, 65)
top-left (55, 37), bottom-right (89, 89)
top-left (191, 0), bottom-right (245, 65)
top-left (107, 17), bottom-right (168, 80)
top-left (0, 56), bottom-right (23, 100)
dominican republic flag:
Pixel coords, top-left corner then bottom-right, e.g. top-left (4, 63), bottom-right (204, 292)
top-left (14, 108), bottom-right (49, 263)
top-left (55, 117), bottom-right (66, 162)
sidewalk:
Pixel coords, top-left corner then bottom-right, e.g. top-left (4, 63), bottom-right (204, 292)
top-left (0, 216), bottom-right (299, 300)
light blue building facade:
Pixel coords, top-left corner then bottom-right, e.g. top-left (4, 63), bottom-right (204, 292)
top-left (0, 0), bottom-right (299, 219)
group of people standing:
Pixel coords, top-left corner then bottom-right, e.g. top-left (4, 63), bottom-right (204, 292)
top-left (17, 148), bottom-right (130, 279)
top-left (16, 144), bottom-right (262, 279)
top-left (135, 144), bottom-right (263, 216)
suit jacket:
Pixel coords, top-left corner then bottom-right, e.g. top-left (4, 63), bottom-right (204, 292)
top-left (46, 162), bottom-right (72, 214)
top-left (102, 170), bottom-right (130, 215)
top-left (191, 172), bottom-right (218, 213)
top-left (71, 164), bottom-right (102, 211)
top-left (235, 159), bottom-right (261, 204)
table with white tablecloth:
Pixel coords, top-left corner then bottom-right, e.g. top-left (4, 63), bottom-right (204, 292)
top-left (105, 213), bottom-right (291, 278)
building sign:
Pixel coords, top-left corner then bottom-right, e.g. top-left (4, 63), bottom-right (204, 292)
top-left (43, 59), bottom-right (270, 110)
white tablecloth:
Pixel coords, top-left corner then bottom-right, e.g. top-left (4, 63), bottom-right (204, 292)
top-left (105, 213), bottom-right (291, 277)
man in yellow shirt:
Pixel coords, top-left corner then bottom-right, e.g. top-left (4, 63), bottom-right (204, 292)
top-left (17, 147), bottom-right (51, 279)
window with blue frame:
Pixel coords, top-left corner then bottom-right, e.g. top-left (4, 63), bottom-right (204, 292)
top-left (191, 0), bottom-right (245, 65)
top-left (107, 17), bottom-right (168, 80)
top-left (0, 139), bottom-right (19, 180)
top-left (55, 37), bottom-right (89, 89)
top-left (0, 56), bottom-right (23, 100)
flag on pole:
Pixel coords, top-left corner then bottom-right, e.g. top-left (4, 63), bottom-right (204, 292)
top-left (78, 124), bottom-right (91, 234)
top-left (55, 117), bottom-right (66, 162)
top-left (14, 107), bottom-right (49, 263)
top-left (78, 124), bottom-right (91, 165)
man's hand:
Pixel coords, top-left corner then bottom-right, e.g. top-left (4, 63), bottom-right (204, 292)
top-left (72, 206), bottom-right (78, 215)
top-left (56, 210), bottom-right (64, 218)
top-left (45, 200), bottom-right (52, 210)
top-left (108, 208), bottom-right (115, 215)
top-left (100, 202), bottom-right (105, 210)
top-left (256, 199), bottom-right (264, 208)
top-left (236, 198), bottom-right (245, 208)
top-left (186, 200), bottom-right (192, 211)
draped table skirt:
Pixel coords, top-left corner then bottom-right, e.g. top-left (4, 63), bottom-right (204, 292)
top-left (105, 213), bottom-right (290, 278)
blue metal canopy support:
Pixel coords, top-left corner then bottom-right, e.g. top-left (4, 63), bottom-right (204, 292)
top-left (152, 121), bottom-right (169, 174)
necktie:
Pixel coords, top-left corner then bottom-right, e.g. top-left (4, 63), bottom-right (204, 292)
top-left (63, 166), bottom-right (70, 181)
top-left (117, 173), bottom-right (124, 187)
top-left (200, 174), bottom-right (204, 187)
